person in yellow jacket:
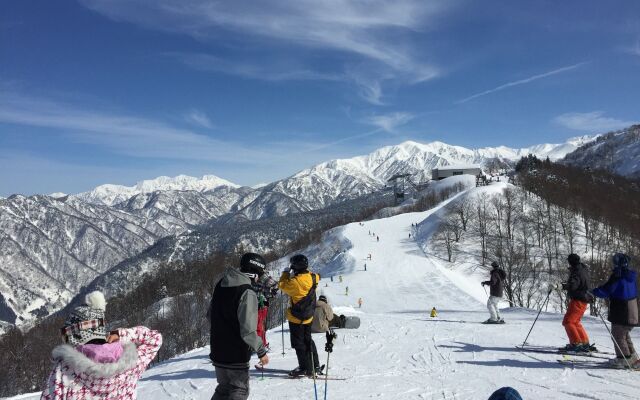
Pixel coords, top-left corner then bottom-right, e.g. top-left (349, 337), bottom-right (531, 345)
top-left (279, 254), bottom-right (322, 377)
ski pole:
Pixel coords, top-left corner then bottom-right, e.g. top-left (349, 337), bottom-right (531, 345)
top-left (521, 287), bottom-right (553, 347)
top-left (597, 311), bottom-right (634, 370)
top-left (281, 295), bottom-right (286, 357)
top-left (311, 350), bottom-right (318, 400)
top-left (482, 285), bottom-right (488, 297)
top-left (324, 329), bottom-right (337, 400)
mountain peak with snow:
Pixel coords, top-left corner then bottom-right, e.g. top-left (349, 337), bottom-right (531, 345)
top-left (74, 174), bottom-right (239, 206)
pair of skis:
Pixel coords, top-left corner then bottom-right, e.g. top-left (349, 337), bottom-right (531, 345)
top-left (517, 344), bottom-right (638, 371)
top-left (255, 364), bottom-right (347, 380)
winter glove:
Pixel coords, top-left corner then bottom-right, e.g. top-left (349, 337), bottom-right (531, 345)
top-left (561, 282), bottom-right (568, 291)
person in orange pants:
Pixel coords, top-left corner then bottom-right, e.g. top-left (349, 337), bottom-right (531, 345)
top-left (560, 253), bottom-right (594, 352)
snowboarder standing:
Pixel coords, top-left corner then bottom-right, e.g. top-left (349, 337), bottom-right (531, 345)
top-left (560, 253), bottom-right (594, 352)
top-left (209, 253), bottom-right (269, 399)
top-left (481, 261), bottom-right (507, 324)
top-left (358, 298), bottom-right (363, 308)
top-left (311, 295), bottom-right (334, 333)
top-left (40, 291), bottom-right (162, 400)
top-left (279, 254), bottom-right (322, 377)
top-left (592, 253), bottom-right (639, 368)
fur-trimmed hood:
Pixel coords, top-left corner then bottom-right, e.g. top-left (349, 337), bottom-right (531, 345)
top-left (51, 341), bottom-right (138, 379)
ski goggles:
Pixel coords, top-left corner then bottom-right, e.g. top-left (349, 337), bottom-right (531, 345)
top-left (60, 318), bottom-right (105, 338)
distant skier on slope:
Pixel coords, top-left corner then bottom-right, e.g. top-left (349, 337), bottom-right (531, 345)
top-left (481, 261), bottom-right (507, 324)
top-left (40, 291), bottom-right (162, 400)
top-left (311, 295), bottom-right (334, 333)
top-left (279, 254), bottom-right (322, 377)
top-left (560, 253), bottom-right (595, 353)
top-left (209, 253), bottom-right (269, 399)
top-left (592, 253), bottom-right (639, 368)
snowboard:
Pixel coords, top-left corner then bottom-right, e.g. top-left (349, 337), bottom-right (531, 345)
top-left (482, 319), bottom-right (505, 324)
top-left (330, 315), bottom-right (360, 329)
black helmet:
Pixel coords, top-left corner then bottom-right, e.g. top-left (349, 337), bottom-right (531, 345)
top-left (612, 253), bottom-right (630, 268)
top-left (318, 295), bottom-right (327, 302)
top-left (240, 253), bottom-right (266, 277)
top-left (490, 261), bottom-right (499, 268)
top-left (567, 253), bottom-right (580, 267)
top-left (290, 254), bottom-right (308, 271)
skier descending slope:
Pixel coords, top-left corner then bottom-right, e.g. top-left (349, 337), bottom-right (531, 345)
top-left (592, 253), bottom-right (640, 368)
top-left (481, 261), bottom-right (506, 324)
top-left (209, 253), bottom-right (269, 400)
top-left (279, 254), bottom-right (322, 377)
top-left (40, 291), bottom-right (162, 400)
top-left (560, 253), bottom-right (595, 353)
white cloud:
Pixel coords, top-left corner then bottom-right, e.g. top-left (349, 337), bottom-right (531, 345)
top-left (622, 40), bottom-right (640, 56)
top-left (553, 111), bottom-right (636, 132)
top-left (80, 0), bottom-right (451, 104)
top-left (457, 62), bottom-right (589, 104)
top-left (171, 53), bottom-right (342, 82)
top-left (0, 92), bottom-right (264, 163)
top-left (184, 109), bottom-right (213, 129)
top-left (364, 112), bottom-right (415, 133)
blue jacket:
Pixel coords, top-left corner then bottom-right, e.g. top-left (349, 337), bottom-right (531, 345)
top-left (593, 267), bottom-right (639, 326)
top-left (592, 267), bottom-right (637, 300)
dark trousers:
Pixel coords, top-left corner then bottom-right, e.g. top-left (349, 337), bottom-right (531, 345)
top-left (212, 366), bottom-right (249, 400)
top-left (289, 322), bottom-right (319, 372)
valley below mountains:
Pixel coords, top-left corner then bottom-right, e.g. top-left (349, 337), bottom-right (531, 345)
top-left (0, 136), bottom-right (603, 329)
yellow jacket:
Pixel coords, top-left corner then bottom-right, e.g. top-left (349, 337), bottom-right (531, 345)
top-left (279, 270), bottom-right (321, 324)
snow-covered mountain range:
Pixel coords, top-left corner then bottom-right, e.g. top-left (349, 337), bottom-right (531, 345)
top-left (563, 125), bottom-right (640, 178)
top-left (0, 135), bottom-right (597, 329)
top-left (74, 174), bottom-right (239, 206)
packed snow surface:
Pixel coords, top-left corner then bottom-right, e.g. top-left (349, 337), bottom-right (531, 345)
top-left (15, 182), bottom-right (639, 399)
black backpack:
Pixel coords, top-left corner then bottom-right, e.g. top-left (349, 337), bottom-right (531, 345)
top-left (290, 274), bottom-right (317, 321)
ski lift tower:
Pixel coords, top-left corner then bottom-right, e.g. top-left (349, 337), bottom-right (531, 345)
top-left (387, 173), bottom-right (413, 205)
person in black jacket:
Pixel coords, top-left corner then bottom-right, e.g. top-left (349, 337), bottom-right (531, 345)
top-left (560, 253), bottom-right (594, 353)
top-left (482, 261), bottom-right (507, 324)
top-left (208, 253), bottom-right (269, 400)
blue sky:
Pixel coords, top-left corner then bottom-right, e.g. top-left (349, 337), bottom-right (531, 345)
top-left (1, 0), bottom-right (639, 196)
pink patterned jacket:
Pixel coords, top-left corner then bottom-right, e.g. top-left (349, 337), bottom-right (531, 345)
top-left (40, 326), bottom-right (162, 400)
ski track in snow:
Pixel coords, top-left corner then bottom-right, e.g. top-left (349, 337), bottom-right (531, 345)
top-left (14, 185), bottom-right (640, 399)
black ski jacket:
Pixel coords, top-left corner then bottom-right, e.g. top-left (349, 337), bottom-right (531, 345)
top-left (483, 268), bottom-right (506, 297)
top-left (563, 263), bottom-right (593, 303)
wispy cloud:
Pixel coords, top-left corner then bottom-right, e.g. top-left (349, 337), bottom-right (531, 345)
top-left (184, 109), bottom-right (213, 129)
top-left (621, 40), bottom-right (640, 56)
top-left (553, 111), bottom-right (636, 132)
top-left (80, 0), bottom-right (452, 104)
top-left (364, 112), bottom-right (415, 133)
top-left (0, 92), bottom-right (264, 163)
top-left (171, 53), bottom-right (342, 82)
top-left (457, 62), bottom-right (589, 104)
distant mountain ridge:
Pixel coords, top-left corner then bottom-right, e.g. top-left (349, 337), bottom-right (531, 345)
top-left (74, 174), bottom-right (239, 206)
top-left (563, 125), bottom-right (640, 178)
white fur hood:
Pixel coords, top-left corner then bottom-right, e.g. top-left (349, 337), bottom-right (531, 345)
top-left (51, 342), bottom-right (138, 379)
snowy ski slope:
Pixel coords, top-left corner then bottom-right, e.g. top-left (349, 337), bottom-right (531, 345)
top-left (13, 180), bottom-right (640, 399)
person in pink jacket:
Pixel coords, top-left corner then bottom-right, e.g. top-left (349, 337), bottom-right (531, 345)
top-left (40, 291), bottom-right (162, 400)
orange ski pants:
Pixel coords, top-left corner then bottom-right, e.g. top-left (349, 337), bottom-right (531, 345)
top-left (562, 300), bottom-right (590, 344)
